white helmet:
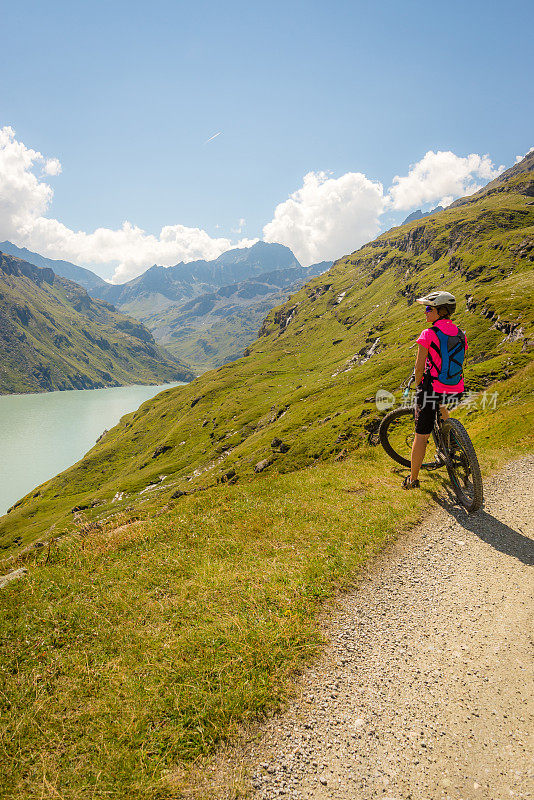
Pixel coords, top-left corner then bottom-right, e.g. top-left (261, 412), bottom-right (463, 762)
top-left (416, 290), bottom-right (456, 316)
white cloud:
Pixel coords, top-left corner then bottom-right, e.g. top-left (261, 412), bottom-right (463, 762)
top-left (43, 157), bottom-right (62, 176)
top-left (24, 216), bottom-right (257, 284)
top-left (0, 128), bottom-right (518, 283)
top-left (387, 150), bottom-right (505, 211)
top-left (231, 217), bottom-right (246, 234)
top-left (263, 170), bottom-right (386, 266)
top-left (0, 126), bottom-right (254, 283)
top-left (516, 146), bottom-right (534, 163)
top-left (0, 126), bottom-right (54, 240)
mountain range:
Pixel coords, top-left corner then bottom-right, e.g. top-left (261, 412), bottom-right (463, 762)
top-left (0, 240), bottom-right (331, 373)
top-left (89, 242), bottom-right (331, 371)
top-left (0, 252), bottom-right (193, 394)
top-left (2, 149), bottom-right (532, 545)
top-left (142, 259), bottom-right (331, 371)
top-left (94, 241), bottom-right (302, 310)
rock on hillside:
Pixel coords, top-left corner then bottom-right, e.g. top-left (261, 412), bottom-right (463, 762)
top-left (0, 252), bottom-right (194, 394)
top-left (1, 152), bottom-right (533, 547)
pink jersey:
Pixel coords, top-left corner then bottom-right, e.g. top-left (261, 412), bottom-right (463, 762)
top-left (416, 319), bottom-right (467, 393)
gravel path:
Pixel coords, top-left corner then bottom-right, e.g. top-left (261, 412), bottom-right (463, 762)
top-left (245, 455), bottom-right (534, 800)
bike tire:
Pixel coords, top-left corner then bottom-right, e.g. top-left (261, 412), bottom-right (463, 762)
top-left (442, 418), bottom-right (484, 512)
top-left (379, 406), bottom-right (445, 470)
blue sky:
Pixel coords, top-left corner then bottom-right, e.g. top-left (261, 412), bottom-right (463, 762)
top-left (1, 0), bottom-right (533, 280)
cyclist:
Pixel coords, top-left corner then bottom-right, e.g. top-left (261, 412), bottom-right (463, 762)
top-left (403, 290), bottom-right (467, 489)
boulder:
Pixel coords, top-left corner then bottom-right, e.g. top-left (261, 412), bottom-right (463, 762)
top-left (152, 445), bottom-right (172, 459)
top-left (254, 458), bottom-right (272, 473)
top-left (222, 468), bottom-right (237, 483)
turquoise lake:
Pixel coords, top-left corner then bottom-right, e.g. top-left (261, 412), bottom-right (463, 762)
top-left (0, 383), bottom-right (186, 517)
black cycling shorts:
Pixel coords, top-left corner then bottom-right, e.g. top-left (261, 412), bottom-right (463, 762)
top-left (414, 387), bottom-right (463, 435)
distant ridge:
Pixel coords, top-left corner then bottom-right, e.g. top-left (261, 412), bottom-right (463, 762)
top-left (401, 205), bottom-right (444, 225)
top-left (0, 241), bottom-right (328, 371)
top-left (147, 258), bottom-right (332, 372)
top-left (0, 241), bottom-right (108, 293)
top-left (94, 241), bottom-right (302, 308)
top-left (85, 241), bottom-right (324, 372)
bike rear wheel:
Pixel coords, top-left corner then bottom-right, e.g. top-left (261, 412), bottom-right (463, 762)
top-left (442, 418), bottom-right (484, 512)
top-left (379, 406), bottom-right (445, 470)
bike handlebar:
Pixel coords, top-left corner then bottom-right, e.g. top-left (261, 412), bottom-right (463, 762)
top-left (402, 370), bottom-right (416, 396)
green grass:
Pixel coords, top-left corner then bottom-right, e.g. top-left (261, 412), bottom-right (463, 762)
top-left (0, 253), bottom-right (193, 394)
top-left (152, 298), bottom-right (280, 373)
top-left (0, 447), bottom-right (449, 800)
top-left (0, 162), bottom-right (533, 797)
top-left (0, 367), bottom-right (532, 799)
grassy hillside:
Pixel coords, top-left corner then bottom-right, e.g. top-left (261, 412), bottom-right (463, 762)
top-left (0, 367), bottom-right (532, 800)
top-left (1, 154), bottom-right (532, 548)
top-left (0, 253), bottom-right (194, 394)
top-left (149, 294), bottom-right (282, 372)
top-left (0, 155), bottom-right (533, 799)
top-left (0, 445), bottom-right (453, 799)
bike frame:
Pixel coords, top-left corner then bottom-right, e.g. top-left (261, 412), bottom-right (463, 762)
top-left (403, 370), bottom-right (449, 470)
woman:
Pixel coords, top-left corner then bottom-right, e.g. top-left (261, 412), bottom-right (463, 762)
top-left (403, 290), bottom-right (467, 489)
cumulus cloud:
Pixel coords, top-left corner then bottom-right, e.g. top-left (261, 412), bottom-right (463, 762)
top-left (24, 216), bottom-right (257, 284)
top-left (0, 126), bottom-right (54, 240)
top-left (43, 157), bottom-right (62, 176)
top-left (1, 127), bottom-right (516, 282)
top-left (0, 126), bottom-right (254, 283)
top-left (263, 171), bottom-right (386, 266)
top-left (388, 150), bottom-right (505, 211)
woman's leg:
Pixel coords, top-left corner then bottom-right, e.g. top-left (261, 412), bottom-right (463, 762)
top-left (411, 432), bottom-right (431, 482)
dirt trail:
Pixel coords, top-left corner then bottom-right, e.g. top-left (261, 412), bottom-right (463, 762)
top-left (242, 455), bottom-right (534, 800)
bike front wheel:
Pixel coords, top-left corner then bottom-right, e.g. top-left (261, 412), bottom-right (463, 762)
top-left (442, 418), bottom-right (484, 512)
top-left (379, 406), bottom-right (445, 470)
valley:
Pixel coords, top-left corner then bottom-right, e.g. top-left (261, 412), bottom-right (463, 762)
top-left (0, 252), bottom-right (193, 393)
top-left (1, 151), bottom-right (532, 550)
top-left (0, 151), bottom-right (532, 800)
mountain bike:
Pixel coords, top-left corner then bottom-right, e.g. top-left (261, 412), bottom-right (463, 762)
top-left (379, 372), bottom-right (484, 512)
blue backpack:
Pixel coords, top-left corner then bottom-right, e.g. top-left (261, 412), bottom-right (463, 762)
top-left (427, 324), bottom-right (466, 387)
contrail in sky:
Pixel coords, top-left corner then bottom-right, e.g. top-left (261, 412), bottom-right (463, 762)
top-left (205, 132), bottom-right (222, 144)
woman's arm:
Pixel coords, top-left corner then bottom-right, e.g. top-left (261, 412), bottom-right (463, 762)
top-left (414, 344), bottom-right (428, 386)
